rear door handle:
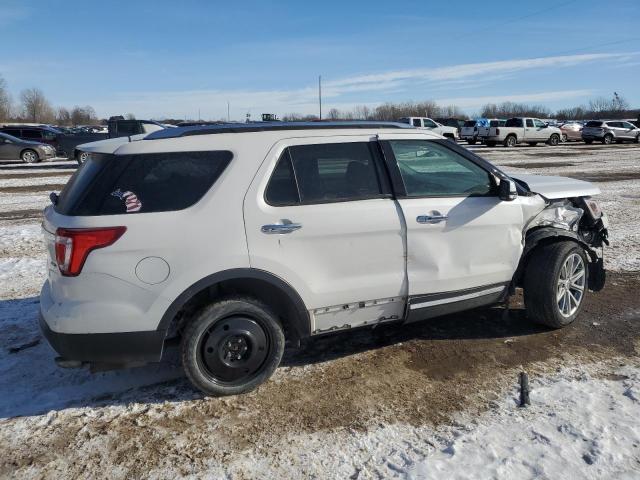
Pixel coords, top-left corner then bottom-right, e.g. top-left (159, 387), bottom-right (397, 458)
top-left (261, 222), bottom-right (302, 234)
top-left (417, 214), bottom-right (448, 224)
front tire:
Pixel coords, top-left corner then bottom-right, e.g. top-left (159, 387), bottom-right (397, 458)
top-left (76, 151), bottom-right (90, 165)
top-left (467, 139), bottom-right (477, 145)
top-left (21, 149), bottom-right (40, 163)
top-left (181, 297), bottom-right (285, 396)
top-left (562, 134), bottom-right (568, 143)
top-left (524, 242), bottom-right (588, 328)
top-left (602, 134), bottom-right (613, 145)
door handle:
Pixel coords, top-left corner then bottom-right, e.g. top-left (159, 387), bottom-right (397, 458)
top-left (261, 222), bottom-right (302, 234)
top-left (416, 214), bottom-right (448, 224)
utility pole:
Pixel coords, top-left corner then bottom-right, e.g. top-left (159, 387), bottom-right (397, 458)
top-left (198, 108), bottom-right (201, 121)
top-left (227, 101), bottom-right (230, 122)
top-left (318, 75), bottom-right (322, 120)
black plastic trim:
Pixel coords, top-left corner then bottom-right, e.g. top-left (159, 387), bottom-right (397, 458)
top-left (145, 122), bottom-right (411, 140)
top-left (156, 268), bottom-right (311, 340)
top-left (40, 313), bottom-right (165, 364)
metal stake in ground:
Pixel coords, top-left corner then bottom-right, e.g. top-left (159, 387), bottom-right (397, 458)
top-left (519, 372), bottom-right (531, 407)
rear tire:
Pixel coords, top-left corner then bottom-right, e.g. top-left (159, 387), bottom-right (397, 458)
top-left (181, 297), bottom-right (285, 396)
top-left (524, 242), bottom-right (588, 328)
top-left (584, 139), bottom-right (593, 144)
top-left (467, 139), bottom-right (476, 145)
top-left (504, 135), bottom-right (517, 147)
top-left (21, 149), bottom-right (40, 163)
top-left (635, 134), bottom-right (640, 144)
top-left (602, 134), bottom-right (613, 145)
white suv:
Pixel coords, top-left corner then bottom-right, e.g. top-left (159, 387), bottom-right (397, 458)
top-left (40, 122), bottom-right (609, 396)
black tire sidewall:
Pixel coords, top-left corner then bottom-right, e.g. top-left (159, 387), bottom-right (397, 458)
top-left (181, 298), bottom-right (285, 396)
top-left (524, 242), bottom-right (588, 328)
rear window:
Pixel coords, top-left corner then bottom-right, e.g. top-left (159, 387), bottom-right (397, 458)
top-left (55, 151), bottom-right (232, 216)
top-left (505, 118), bottom-right (523, 127)
top-left (463, 120), bottom-right (476, 127)
top-left (585, 121), bottom-right (603, 127)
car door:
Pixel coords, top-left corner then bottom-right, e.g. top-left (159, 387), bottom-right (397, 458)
top-left (620, 122), bottom-right (636, 140)
top-left (533, 119), bottom-right (549, 141)
top-left (244, 136), bottom-right (406, 334)
top-left (422, 118), bottom-right (439, 133)
top-left (379, 135), bottom-right (524, 321)
top-left (523, 119), bottom-right (535, 140)
top-left (0, 136), bottom-right (12, 159)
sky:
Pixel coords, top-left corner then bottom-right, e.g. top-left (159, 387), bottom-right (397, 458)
top-left (1, 0), bottom-right (639, 120)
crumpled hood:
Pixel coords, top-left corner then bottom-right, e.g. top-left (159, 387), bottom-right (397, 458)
top-left (77, 133), bottom-right (149, 154)
top-left (511, 173), bottom-right (600, 199)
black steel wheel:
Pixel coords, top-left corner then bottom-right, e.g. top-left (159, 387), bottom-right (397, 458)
top-left (181, 297), bottom-right (285, 396)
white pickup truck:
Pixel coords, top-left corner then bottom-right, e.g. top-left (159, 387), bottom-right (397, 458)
top-left (398, 117), bottom-right (459, 141)
top-left (480, 117), bottom-right (562, 147)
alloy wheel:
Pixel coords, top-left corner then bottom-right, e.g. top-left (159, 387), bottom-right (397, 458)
top-left (556, 253), bottom-right (586, 317)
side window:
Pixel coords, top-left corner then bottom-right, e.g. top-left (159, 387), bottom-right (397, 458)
top-left (526, 119), bottom-right (534, 127)
top-left (22, 129), bottom-right (42, 139)
top-left (534, 119), bottom-right (546, 127)
top-left (4, 129), bottom-right (21, 137)
top-left (265, 150), bottom-right (299, 206)
top-left (265, 142), bottom-right (384, 205)
top-left (388, 140), bottom-right (494, 197)
top-left (412, 119), bottom-right (422, 127)
top-left (423, 119), bottom-right (438, 128)
top-left (290, 142), bottom-right (383, 203)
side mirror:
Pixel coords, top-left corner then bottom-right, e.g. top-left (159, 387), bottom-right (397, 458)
top-left (499, 178), bottom-right (518, 201)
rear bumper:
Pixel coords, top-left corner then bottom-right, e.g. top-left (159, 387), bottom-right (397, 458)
top-left (39, 312), bottom-right (165, 364)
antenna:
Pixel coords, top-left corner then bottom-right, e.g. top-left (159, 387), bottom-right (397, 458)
top-left (318, 75), bottom-right (322, 120)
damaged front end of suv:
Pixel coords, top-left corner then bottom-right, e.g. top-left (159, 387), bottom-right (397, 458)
top-left (511, 173), bottom-right (609, 295)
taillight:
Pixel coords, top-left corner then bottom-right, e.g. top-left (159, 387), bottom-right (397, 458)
top-left (55, 227), bottom-right (126, 276)
top-left (495, 128), bottom-right (500, 135)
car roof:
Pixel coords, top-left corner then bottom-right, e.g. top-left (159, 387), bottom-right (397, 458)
top-left (144, 121), bottom-right (413, 140)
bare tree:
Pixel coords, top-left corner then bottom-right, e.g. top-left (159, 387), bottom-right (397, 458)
top-left (125, 113), bottom-right (136, 120)
top-left (70, 105), bottom-right (97, 125)
top-left (20, 88), bottom-right (54, 123)
top-left (56, 107), bottom-right (72, 126)
top-left (0, 75), bottom-right (12, 122)
top-left (326, 108), bottom-right (341, 120)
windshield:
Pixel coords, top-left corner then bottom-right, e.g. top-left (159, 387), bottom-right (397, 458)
top-left (585, 121), bottom-right (603, 127)
top-left (463, 121), bottom-right (476, 127)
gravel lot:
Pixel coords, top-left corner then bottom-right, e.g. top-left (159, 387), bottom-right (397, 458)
top-left (0, 144), bottom-right (639, 478)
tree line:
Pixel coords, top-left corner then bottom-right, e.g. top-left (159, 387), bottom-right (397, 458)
top-left (0, 75), bottom-right (99, 126)
top-left (285, 93), bottom-right (638, 122)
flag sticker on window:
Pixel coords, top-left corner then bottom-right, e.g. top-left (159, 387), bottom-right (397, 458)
top-left (111, 189), bottom-right (142, 212)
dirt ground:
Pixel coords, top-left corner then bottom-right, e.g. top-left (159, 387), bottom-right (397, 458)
top-left (0, 144), bottom-right (639, 478)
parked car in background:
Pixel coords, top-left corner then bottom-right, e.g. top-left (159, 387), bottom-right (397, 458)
top-left (0, 131), bottom-right (56, 163)
top-left (477, 119), bottom-right (506, 143)
top-left (460, 119), bottom-right (481, 144)
top-left (0, 125), bottom-right (64, 155)
top-left (581, 120), bottom-right (640, 145)
top-left (435, 118), bottom-right (466, 134)
top-left (398, 117), bottom-right (458, 141)
top-left (480, 117), bottom-right (562, 147)
top-left (559, 122), bottom-right (583, 142)
top-left (58, 117), bottom-right (167, 163)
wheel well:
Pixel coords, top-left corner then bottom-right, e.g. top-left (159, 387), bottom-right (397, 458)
top-left (20, 148), bottom-right (37, 156)
top-left (162, 273), bottom-right (309, 346)
top-left (443, 132), bottom-right (454, 138)
top-left (513, 235), bottom-right (586, 288)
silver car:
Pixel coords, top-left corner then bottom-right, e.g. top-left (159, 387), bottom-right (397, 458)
top-left (581, 120), bottom-right (640, 145)
top-left (0, 132), bottom-right (56, 163)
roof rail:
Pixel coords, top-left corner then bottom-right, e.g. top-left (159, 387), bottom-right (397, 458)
top-left (144, 121), bottom-right (412, 140)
